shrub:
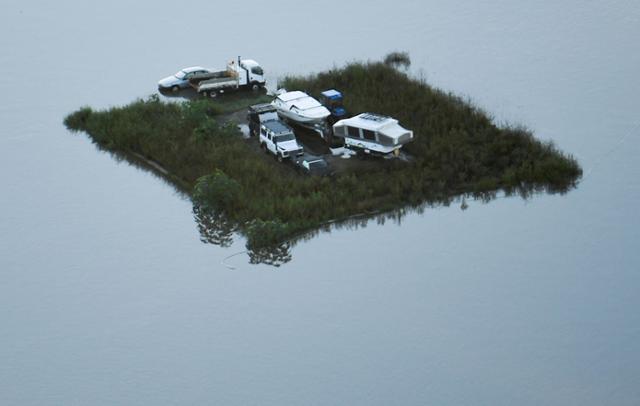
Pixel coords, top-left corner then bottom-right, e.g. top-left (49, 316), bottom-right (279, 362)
top-left (182, 99), bottom-right (222, 126)
top-left (63, 107), bottom-right (93, 131)
top-left (193, 118), bottom-right (221, 142)
top-left (193, 170), bottom-right (241, 212)
top-left (383, 51), bottom-right (411, 69)
top-left (245, 219), bottom-right (291, 249)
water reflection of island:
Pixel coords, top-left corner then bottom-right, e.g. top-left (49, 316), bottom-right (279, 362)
top-left (193, 204), bottom-right (292, 267)
top-left (191, 186), bottom-right (540, 267)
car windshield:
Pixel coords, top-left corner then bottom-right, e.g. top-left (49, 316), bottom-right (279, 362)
top-left (274, 133), bottom-right (295, 142)
top-left (175, 71), bottom-right (187, 79)
top-left (308, 160), bottom-right (327, 169)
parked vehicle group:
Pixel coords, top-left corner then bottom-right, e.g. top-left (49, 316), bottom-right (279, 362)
top-left (159, 57), bottom-right (266, 98)
top-left (158, 57), bottom-right (414, 174)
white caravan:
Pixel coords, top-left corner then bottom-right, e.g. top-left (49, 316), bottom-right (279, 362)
top-left (332, 113), bottom-right (413, 156)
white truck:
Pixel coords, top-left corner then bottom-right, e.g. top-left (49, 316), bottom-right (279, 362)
top-left (189, 57), bottom-right (266, 98)
top-left (259, 120), bottom-right (304, 162)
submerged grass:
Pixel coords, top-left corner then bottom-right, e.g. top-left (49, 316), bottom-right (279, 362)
top-left (64, 57), bottom-right (581, 250)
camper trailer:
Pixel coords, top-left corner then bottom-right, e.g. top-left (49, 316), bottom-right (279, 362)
top-left (332, 113), bottom-right (413, 156)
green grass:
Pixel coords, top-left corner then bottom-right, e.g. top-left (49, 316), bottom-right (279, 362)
top-left (206, 92), bottom-right (272, 114)
top-left (64, 57), bottom-right (582, 254)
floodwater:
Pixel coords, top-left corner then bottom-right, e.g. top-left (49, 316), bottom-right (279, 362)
top-left (1, 0), bottom-right (639, 404)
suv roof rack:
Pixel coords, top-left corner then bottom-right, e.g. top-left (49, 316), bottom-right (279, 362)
top-left (249, 103), bottom-right (276, 114)
top-left (262, 119), bottom-right (292, 134)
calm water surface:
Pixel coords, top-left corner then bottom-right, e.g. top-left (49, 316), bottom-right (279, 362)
top-left (1, 1), bottom-right (639, 405)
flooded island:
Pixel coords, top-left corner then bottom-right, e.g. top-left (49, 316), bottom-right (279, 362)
top-left (64, 54), bottom-right (582, 260)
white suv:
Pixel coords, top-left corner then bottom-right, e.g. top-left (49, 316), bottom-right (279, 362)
top-left (259, 120), bottom-right (304, 162)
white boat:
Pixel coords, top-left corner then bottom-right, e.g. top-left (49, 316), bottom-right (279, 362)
top-left (271, 91), bottom-right (331, 125)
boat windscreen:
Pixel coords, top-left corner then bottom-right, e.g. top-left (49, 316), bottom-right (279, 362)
top-left (294, 98), bottom-right (322, 110)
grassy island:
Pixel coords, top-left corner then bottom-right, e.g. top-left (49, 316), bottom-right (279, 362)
top-left (64, 55), bottom-right (581, 259)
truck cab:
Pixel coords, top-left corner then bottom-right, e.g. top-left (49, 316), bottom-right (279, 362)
top-left (247, 103), bottom-right (278, 137)
top-left (259, 120), bottom-right (304, 162)
top-left (232, 58), bottom-right (266, 90)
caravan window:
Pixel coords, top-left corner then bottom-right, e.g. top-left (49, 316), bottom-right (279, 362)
top-left (362, 129), bottom-right (376, 141)
top-left (378, 134), bottom-right (394, 146)
top-left (347, 126), bottom-right (360, 138)
top-left (334, 125), bottom-right (346, 137)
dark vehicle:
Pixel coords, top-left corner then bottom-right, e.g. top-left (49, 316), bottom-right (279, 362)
top-left (319, 89), bottom-right (347, 125)
top-left (247, 103), bottom-right (278, 137)
top-left (296, 156), bottom-right (332, 176)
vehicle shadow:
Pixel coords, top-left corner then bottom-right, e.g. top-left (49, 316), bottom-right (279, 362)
top-left (158, 87), bottom-right (199, 101)
top-left (158, 87), bottom-right (269, 102)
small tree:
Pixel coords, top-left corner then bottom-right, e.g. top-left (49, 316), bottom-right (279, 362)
top-left (193, 170), bottom-right (241, 212)
top-left (383, 51), bottom-right (411, 70)
top-left (245, 219), bottom-right (290, 249)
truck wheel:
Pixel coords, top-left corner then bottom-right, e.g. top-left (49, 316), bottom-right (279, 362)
top-left (251, 82), bottom-right (260, 92)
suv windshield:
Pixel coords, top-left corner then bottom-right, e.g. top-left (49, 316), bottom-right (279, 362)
top-left (274, 133), bottom-right (295, 143)
top-left (259, 112), bottom-right (278, 122)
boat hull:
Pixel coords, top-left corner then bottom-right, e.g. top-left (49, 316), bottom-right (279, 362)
top-left (276, 109), bottom-right (328, 125)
